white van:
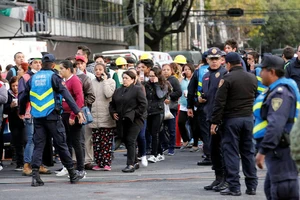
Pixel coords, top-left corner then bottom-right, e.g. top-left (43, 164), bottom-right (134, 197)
top-left (94, 49), bottom-right (144, 63)
top-left (146, 51), bottom-right (173, 68)
top-left (95, 49), bottom-right (173, 68)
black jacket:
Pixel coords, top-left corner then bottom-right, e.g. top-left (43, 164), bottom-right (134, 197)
top-left (145, 81), bottom-right (168, 115)
top-left (4, 90), bottom-right (24, 129)
top-left (109, 83), bottom-right (147, 127)
top-left (285, 58), bottom-right (300, 90)
top-left (167, 75), bottom-right (182, 110)
top-left (211, 66), bottom-right (257, 124)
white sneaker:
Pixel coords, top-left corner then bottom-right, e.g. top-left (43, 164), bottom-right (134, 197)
top-left (56, 167), bottom-right (68, 176)
top-left (0, 165), bottom-right (3, 171)
top-left (157, 154), bottom-right (165, 161)
top-left (147, 155), bottom-right (158, 163)
top-left (141, 156), bottom-right (148, 167)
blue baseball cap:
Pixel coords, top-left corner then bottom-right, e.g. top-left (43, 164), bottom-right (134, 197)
top-left (261, 55), bottom-right (284, 69)
top-left (42, 54), bottom-right (55, 63)
top-left (225, 52), bottom-right (241, 63)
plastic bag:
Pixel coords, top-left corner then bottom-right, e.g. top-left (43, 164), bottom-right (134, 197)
top-left (164, 103), bottom-right (174, 120)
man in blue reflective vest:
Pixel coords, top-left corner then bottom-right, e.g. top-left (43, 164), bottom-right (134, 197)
top-left (19, 54), bottom-right (85, 186)
top-left (255, 55), bottom-right (300, 200)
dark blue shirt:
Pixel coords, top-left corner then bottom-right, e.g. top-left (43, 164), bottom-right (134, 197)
top-left (202, 66), bottom-right (227, 122)
top-left (259, 85), bottom-right (296, 155)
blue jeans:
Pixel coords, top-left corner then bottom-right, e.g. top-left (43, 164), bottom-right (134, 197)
top-left (23, 118), bottom-right (34, 163)
top-left (137, 120), bottom-right (147, 157)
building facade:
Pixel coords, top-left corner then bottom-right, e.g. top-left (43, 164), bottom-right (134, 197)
top-left (0, 0), bottom-right (127, 60)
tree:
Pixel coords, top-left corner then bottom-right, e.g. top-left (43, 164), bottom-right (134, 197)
top-left (256, 0), bottom-right (300, 52)
top-left (126, 0), bottom-right (195, 51)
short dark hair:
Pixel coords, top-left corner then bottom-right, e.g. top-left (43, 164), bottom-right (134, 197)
top-left (6, 64), bottom-right (13, 71)
top-left (9, 76), bottom-right (19, 88)
top-left (94, 54), bottom-right (104, 61)
top-left (77, 45), bottom-right (91, 58)
top-left (141, 59), bottom-right (154, 68)
top-left (225, 39), bottom-right (238, 51)
top-left (65, 56), bottom-right (75, 61)
top-left (247, 51), bottom-right (259, 63)
top-left (14, 52), bottom-right (23, 59)
top-left (282, 46), bottom-right (294, 60)
top-left (123, 70), bottom-right (136, 80)
top-left (265, 68), bottom-right (285, 78)
top-left (60, 60), bottom-right (74, 73)
top-left (42, 62), bottom-right (53, 69)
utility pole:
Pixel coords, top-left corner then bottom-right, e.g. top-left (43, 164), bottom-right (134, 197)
top-left (134, 0), bottom-right (138, 48)
top-left (138, 0), bottom-right (144, 51)
top-left (200, 0), bottom-right (207, 52)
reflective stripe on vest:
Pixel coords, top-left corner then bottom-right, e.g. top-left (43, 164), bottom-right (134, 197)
top-left (255, 67), bottom-right (267, 94)
top-left (253, 77), bottom-right (300, 139)
top-left (30, 70), bottom-right (55, 118)
top-left (197, 64), bottom-right (209, 96)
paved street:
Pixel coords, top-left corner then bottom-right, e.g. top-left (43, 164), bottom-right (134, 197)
top-left (0, 149), bottom-right (268, 200)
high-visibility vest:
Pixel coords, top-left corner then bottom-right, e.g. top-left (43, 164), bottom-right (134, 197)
top-left (255, 67), bottom-right (267, 95)
top-left (196, 64), bottom-right (209, 97)
top-left (30, 70), bottom-right (55, 118)
top-left (253, 77), bottom-right (300, 139)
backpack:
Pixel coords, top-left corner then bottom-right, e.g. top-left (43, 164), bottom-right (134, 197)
top-left (11, 67), bottom-right (17, 77)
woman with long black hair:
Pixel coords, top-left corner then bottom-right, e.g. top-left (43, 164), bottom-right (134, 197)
top-left (145, 68), bottom-right (171, 163)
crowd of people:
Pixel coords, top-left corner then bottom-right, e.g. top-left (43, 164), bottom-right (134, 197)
top-left (0, 39), bottom-right (300, 199)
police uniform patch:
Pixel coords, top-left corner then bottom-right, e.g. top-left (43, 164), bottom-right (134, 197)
top-left (215, 72), bottom-right (220, 78)
top-left (271, 98), bottom-right (283, 111)
top-left (212, 48), bottom-right (217, 54)
top-left (218, 79), bottom-right (224, 88)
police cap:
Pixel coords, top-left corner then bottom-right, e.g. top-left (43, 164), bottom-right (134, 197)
top-left (207, 47), bottom-right (221, 58)
top-left (42, 54), bottom-right (55, 63)
top-left (202, 51), bottom-right (208, 59)
top-left (225, 52), bottom-right (241, 63)
top-left (261, 55), bottom-right (284, 69)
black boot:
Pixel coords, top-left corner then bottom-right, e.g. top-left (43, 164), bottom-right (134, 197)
top-left (31, 168), bottom-right (44, 187)
top-left (213, 181), bottom-right (229, 192)
top-left (204, 176), bottom-right (222, 190)
top-left (67, 167), bottom-right (80, 184)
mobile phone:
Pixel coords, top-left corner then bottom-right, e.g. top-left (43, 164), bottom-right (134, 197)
top-left (139, 70), bottom-right (144, 81)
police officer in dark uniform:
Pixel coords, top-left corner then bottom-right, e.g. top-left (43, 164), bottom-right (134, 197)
top-left (255, 55), bottom-right (300, 200)
top-left (200, 47), bottom-right (228, 191)
top-left (211, 52), bottom-right (258, 196)
top-left (187, 51), bottom-right (210, 165)
top-left (19, 54), bottom-right (85, 186)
